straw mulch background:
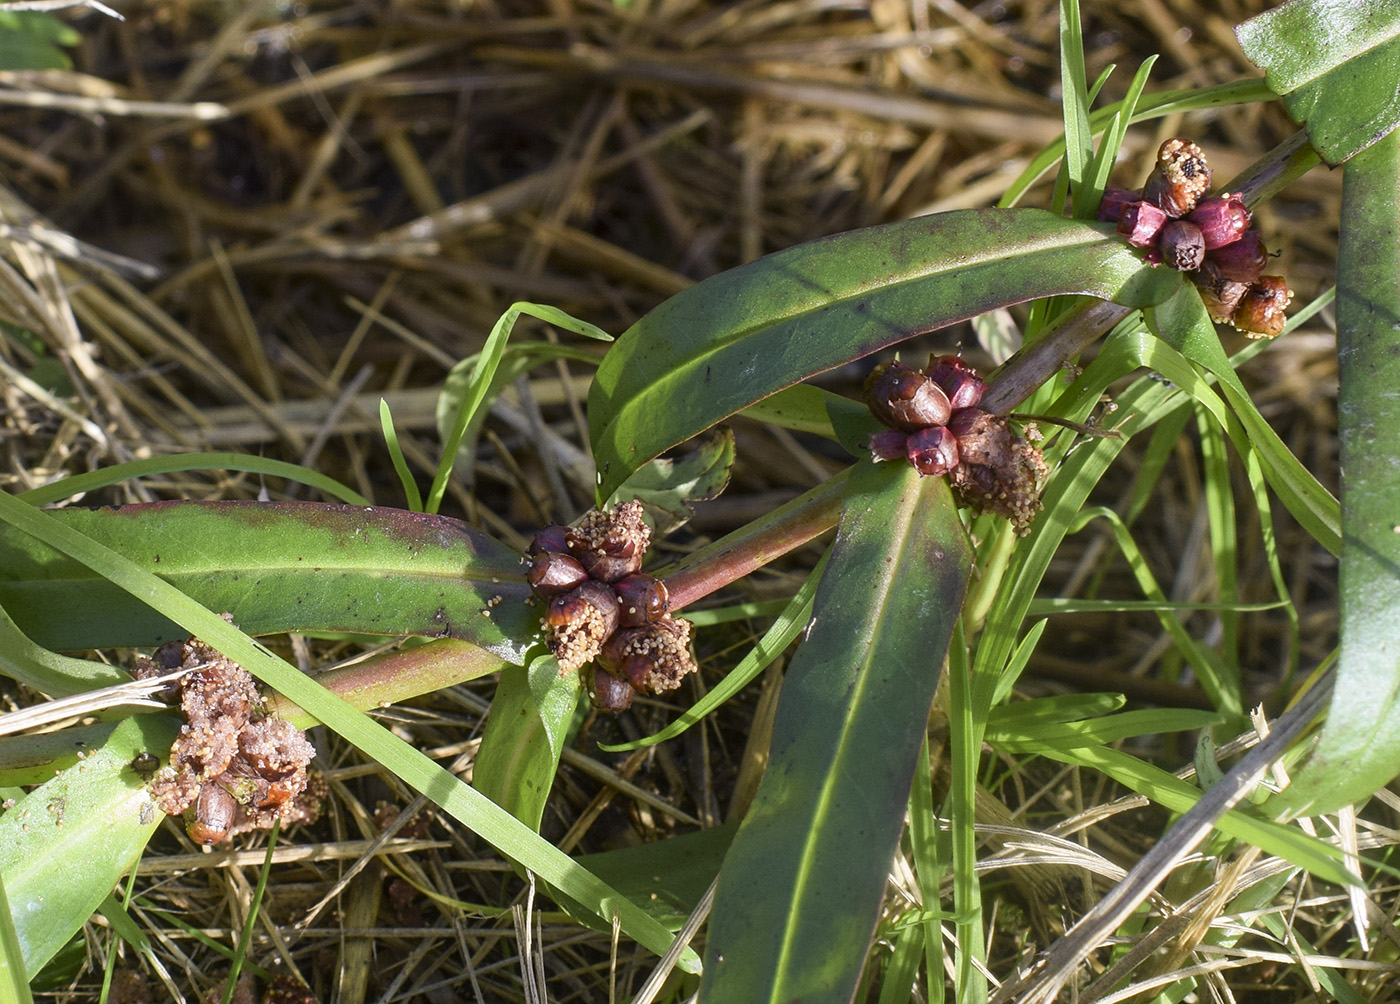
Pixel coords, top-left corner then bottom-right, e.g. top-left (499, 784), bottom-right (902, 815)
top-left (0, 1), bottom-right (1351, 1002)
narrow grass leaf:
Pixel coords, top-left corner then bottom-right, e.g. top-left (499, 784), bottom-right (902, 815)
top-left (17, 453), bottom-right (370, 507)
top-left (428, 302), bottom-right (611, 514)
top-left (0, 872), bottom-right (34, 1004)
top-left (700, 463), bottom-right (971, 1004)
top-left (1273, 129), bottom-right (1400, 815)
top-left (379, 399), bottom-right (423, 511)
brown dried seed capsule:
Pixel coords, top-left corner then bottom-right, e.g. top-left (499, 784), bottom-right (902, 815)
top-left (187, 783), bottom-right (236, 845)
top-left (528, 525), bottom-right (571, 557)
top-left (947, 409), bottom-right (1048, 535)
top-left (1232, 276), bottom-right (1292, 339)
top-left (869, 428), bottom-right (911, 463)
top-left (1192, 259), bottom-right (1250, 322)
top-left (566, 501), bottom-right (650, 582)
top-left (528, 551), bottom-right (589, 597)
top-left (925, 355), bottom-right (985, 410)
top-left (1206, 229), bottom-right (1268, 284)
top-left (544, 581), bottom-right (621, 672)
top-left (1159, 220), bottom-right (1205, 272)
top-left (1096, 186), bottom-right (1141, 223)
top-left (613, 573), bottom-right (669, 627)
top-left (585, 666), bottom-right (634, 713)
top-left (906, 424), bottom-right (960, 477)
top-left (1187, 193), bottom-right (1251, 249)
top-left (1142, 138), bottom-right (1211, 218)
top-left (864, 361), bottom-right (952, 431)
top-left (1117, 201), bottom-right (1169, 249)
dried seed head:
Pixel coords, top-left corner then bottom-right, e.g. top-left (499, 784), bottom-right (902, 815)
top-left (544, 582), bottom-right (621, 672)
top-left (1192, 260), bottom-right (1251, 323)
top-left (1206, 229), bottom-right (1268, 284)
top-left (925, 355), bottom-right (985, 410)
top-left (864, 360), bottom-right (952, 431)
top-left (566, 501), bottom-right (650, 582)
top-left (1116, 200), bottom-right (1169, 249)
top-left (1096, 186), bottom-right (1141, 223)
top-left (527, 551), bottom-right (589, 598)
top-left (1142, 138), bottom-right (1212, 218)
top-left (612, 573), bottom-right (670, 627)
top-left (1232, 276), bottom-right (1292, 339)
top-left (1187, 193), bottom-right (1251, 249)
top-left (599, 617), bottom-right (697, 695)
top-left (947, 409), bottom-right (1048, 535)
top-left (906, 424), bottom-right (960, 477)
top-left (585, 666), bottom-right (634, 713)
top-left (869, 428), bottom-right (911, 463)
top-left (1159, 219), bottom-right (1205, 272)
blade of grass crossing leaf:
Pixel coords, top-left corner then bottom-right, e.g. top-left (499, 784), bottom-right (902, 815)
top-left (427, 302), bottom-right (611, 514)
top-left (0, 489), bottom-right (696, 972)
top-left (1125, 407), bottom-right (1192, 526)
top-left (379, 399), bottom-right (423, 511)
top-left (946, 620), bottom-right (987, 1004)
top-left (1197, 406), bottom-right (1241, 683)
top-left (1240, 446), bottom-right (1300, 685)
top-left (909, 732), bottom-right (946, 1004)
top-left (17, 453), bottom-right (370, 507)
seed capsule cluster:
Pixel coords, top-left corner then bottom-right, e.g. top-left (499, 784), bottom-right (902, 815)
top-left (865, 357), bottom-right (1047, 535)
top-left (1099, 138), bottom-right (1293, 338)
top-left (134, 630), bottom-right (324, 845)
top-left (528, 500), bottom-right (698, 712)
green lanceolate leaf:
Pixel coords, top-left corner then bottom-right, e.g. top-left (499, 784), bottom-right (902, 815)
top-left (700, 462), bottom-right (971, 1004)
top-left (0, 501), bottom-right (535, 660)
top-left (1237, 0), bottom-right (1400, 164)
top-left (1273, 129), bottom-right (1400, 816)
top-left (589, 208), bottom-right (1181, 499)
top-left (0, 715), bottom-right (176, 978)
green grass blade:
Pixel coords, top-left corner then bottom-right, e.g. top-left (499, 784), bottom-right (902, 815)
top-left (427, 302), bottom-right (611, 514)
top-left (379, 399), bottom-right (423, 511)
top-left (16, 453), bottom-right (370, 507)
top-left (700, 463), bottom-right (971, 1003)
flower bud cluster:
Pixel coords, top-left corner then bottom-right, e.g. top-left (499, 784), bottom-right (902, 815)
top-left (527, 500), bottom-right (697, 712)
top-left (865, 357), bottom-right (1047, 535)
top-left (1098, 138), bottom-right (1292, 339)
